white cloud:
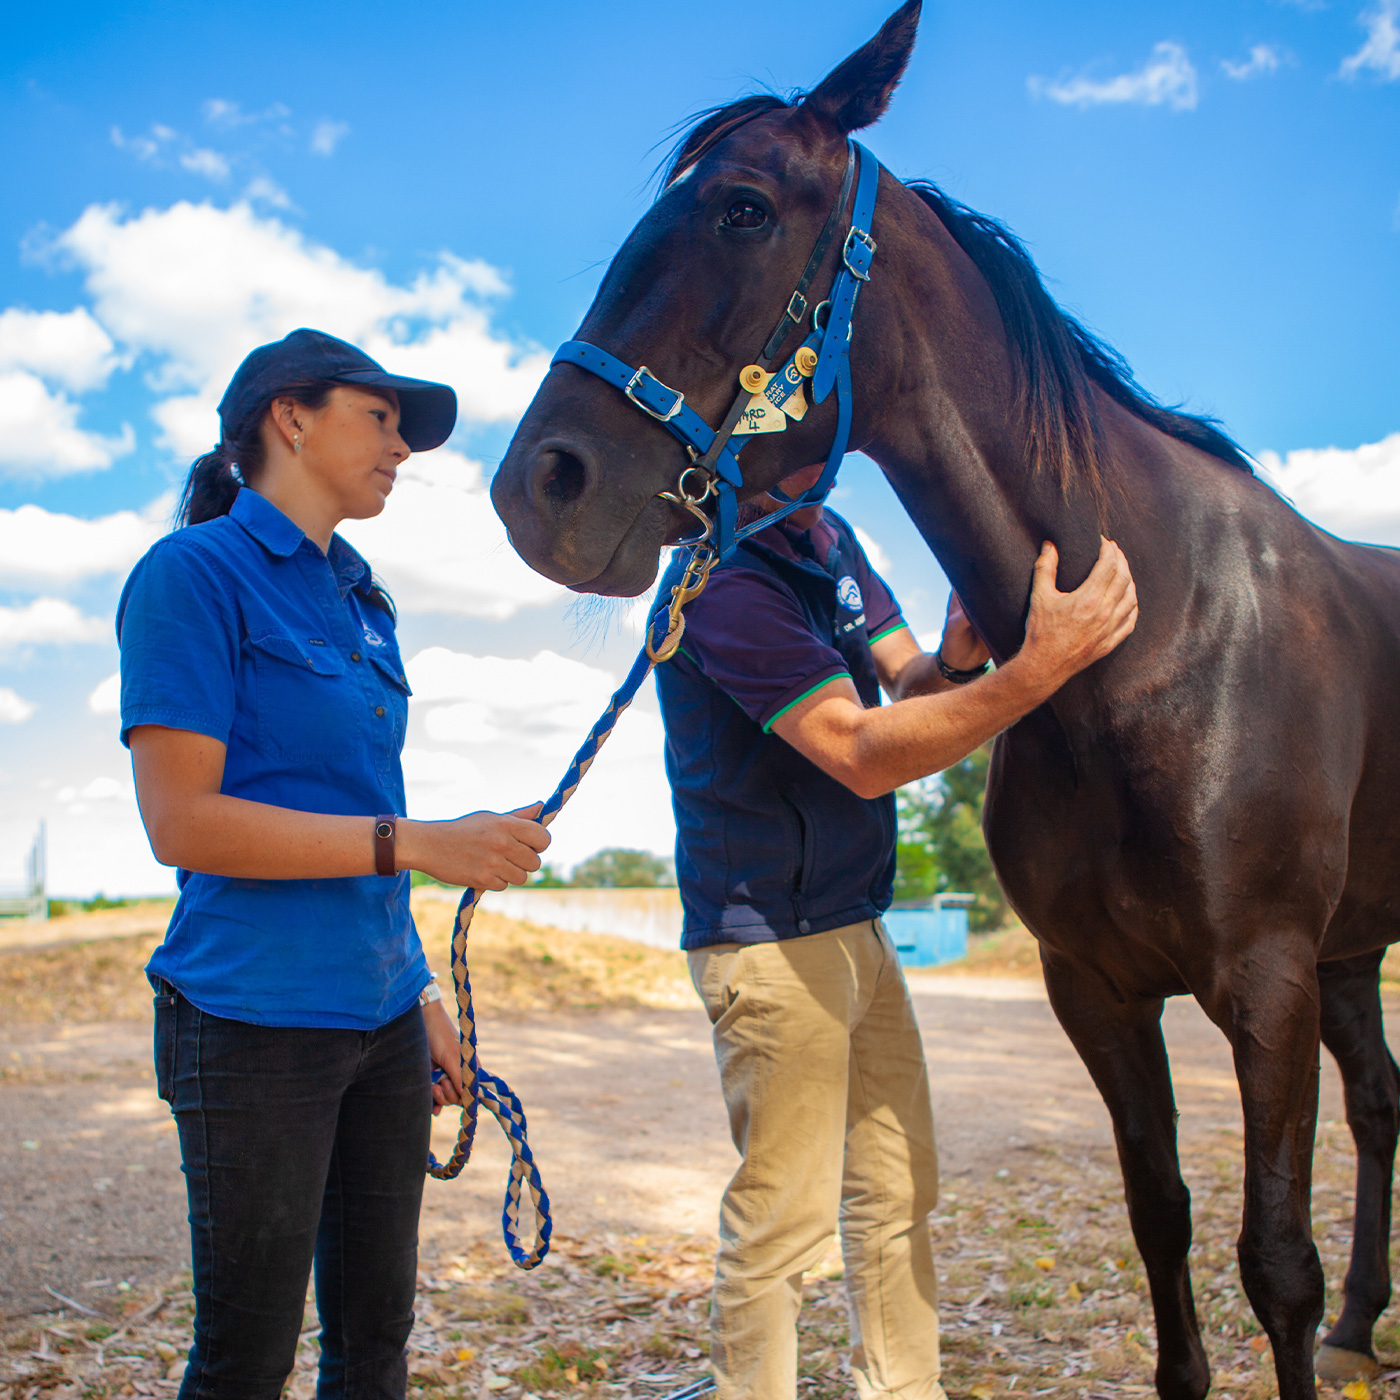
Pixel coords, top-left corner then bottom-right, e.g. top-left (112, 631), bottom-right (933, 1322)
top-left (1030, 41), bottom-right (1199, 111)
top-left (0, 688), bottom-right (36, 723)
top-left (110, 125), bottom-right (165, 163)
top-left (0, 308), bottom-right (118, 392)
top-left (402, 646), bottom-right (673, 863)
top-left (88, 672), bottom-right (121, 716)
top-left (0, 598), bottom-right (107, 649)
top-left (243, 176), bottom-right (293, 210)
top-left (56, 775), bottom-right (133, 804)
top-left (1222, 44), bottom-right (1286, 79)
top-left (1342, 0), bottom-right (1400, 78)
top-left (853, 525), bottom-right (892, 577)
top-left (0, 500), bottom-right (166, 583)
top-left (339, 450), bottom-right (564, 618)
top-left (179, 148), bottom-right (230, 181)
top-left (203, 98), bottom-right (291, 130)
top-left (310, 120), bottom-right (350, 156)
top-left (0, 371), bottom-right (134, 477)
top-left (51, 200), bottom-right (550, 457)
top-left (1257, 431), bottom-right (1400, 544)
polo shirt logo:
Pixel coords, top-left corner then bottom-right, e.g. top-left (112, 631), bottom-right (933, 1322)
top-left (836, 575), bottom-right (863, 611)
top-left (363, 628), bottom-right (385, 647)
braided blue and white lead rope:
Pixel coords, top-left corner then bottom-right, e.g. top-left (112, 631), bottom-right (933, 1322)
top-left (426, 547), bottom-right (714, 1270)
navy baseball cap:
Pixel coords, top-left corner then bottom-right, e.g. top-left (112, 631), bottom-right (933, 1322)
top-left (217, 328), bottom-right (458, 452)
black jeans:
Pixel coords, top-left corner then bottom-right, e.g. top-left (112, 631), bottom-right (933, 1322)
top-left (154, 987), bottom-right (431, 1400)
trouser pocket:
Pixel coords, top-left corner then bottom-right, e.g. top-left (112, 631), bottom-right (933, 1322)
top-left (152, 983), bottom-right (176, 1104)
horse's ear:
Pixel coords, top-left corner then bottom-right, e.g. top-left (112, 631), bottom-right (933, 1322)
top-left (800, 0), bottom-right (921, 133)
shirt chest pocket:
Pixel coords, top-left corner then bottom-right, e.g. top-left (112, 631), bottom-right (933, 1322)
top-left (247, 629), bottom-right (356, 761)
top-left (364, 646), bottom-right (411, 751)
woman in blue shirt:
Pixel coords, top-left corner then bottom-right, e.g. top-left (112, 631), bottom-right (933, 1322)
top-left (117, 328), bottom-right (550, 1397)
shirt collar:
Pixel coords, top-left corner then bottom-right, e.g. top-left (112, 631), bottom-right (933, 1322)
top-left (230, 488), bottom-right (307, 558)
top-left (327, 534), bottom-right (370, 599)
top-left (230, 489), bottom-right (371, 599)
top-left (751, 510), bottom-right (838, 573)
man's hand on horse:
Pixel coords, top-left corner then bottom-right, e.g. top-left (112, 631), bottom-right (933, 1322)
top-left (1021, 537), bottom-right (1138, 687)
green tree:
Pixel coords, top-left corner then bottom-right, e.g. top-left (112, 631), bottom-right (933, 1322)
top-left (893, 745), bottom-right (1008, 931)
top-left (569, 848), bottom-right (675, 888)
top-left (527, 864), bottom-right (569, 888)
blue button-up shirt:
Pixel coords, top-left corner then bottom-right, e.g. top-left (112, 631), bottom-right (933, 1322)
top-left (116, 488), bottom-right (428, 1029)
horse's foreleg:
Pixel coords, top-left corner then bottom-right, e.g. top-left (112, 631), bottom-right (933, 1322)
top-left (1316, 949), bottom-right (1399, 1381)
top-left (1214, 955), bottom-right (1325, 1400)
top-left (1040, 951), bottom-right (1209, 1400)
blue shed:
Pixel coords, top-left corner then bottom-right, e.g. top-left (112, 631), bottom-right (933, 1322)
top-left (883, 893), bottom-right (975, 968)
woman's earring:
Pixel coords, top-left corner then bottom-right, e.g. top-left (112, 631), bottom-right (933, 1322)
top-left (293, 436), bottom-right (301, 453)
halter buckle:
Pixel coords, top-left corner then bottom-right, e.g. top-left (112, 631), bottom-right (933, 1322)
top-left (625, 366), bottom-right (685, 422)
top-left (786, 291), bottom-right (808, 324)
top-left (843, 227), bottom-right (876, 281)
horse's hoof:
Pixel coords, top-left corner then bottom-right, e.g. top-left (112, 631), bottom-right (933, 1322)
top-left (1315, 1345), bottom-right (1380, 1382)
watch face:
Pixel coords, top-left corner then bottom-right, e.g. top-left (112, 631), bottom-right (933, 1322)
top-left (376, 821), bottom-right (393, 839)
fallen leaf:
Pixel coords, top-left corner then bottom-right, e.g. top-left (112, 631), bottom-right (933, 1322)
top-left (1034, 1256), bottom-right (1055, 1271)
top-left (1343, 1383), bottom-right (1371, 1400)
top-left (1066, 1281), bottom-right (1081, 1302)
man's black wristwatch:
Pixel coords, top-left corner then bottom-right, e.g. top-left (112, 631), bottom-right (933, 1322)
top-left (936, 652), bottom-right (990, 685)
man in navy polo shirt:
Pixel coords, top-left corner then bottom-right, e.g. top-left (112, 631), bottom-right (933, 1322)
top-left (654, 463), bottom-right (1137, 1400)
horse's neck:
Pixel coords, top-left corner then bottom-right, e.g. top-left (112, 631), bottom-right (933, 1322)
top-left (859, 198), bottom-right (1174, 668)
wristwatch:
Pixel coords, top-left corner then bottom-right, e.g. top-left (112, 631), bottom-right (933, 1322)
top-left (936, 652), bottom-right (990, 685)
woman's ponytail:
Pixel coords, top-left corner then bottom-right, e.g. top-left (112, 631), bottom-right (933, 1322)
top-left (177, 444), bottom-right (243, 527)
top-left (176, 379), bottom-right (337, 530)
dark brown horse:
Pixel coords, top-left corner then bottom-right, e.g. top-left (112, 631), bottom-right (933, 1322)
top-left (489, 6), bottom-right (1400, 1398)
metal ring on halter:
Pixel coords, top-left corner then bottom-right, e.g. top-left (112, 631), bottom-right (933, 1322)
top-left (811, 299), bottom-right (853, 341)
top-left (657, 462), bottom-right (717, 546)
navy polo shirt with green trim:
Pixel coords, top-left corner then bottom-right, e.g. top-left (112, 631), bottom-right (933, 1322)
top-left (654, 508), bottom-right (908, 950)
top-left (115, 487), bottom-right (428, 1029)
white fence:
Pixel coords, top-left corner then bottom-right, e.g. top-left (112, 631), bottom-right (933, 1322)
top-left (417, 885), bottom-right (682, 950)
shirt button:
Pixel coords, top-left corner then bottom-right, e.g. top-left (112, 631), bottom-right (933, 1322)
top-left (374, 705), bottom-right (386, 717)
top-left (351, 651), bottom-right (361, 662)
top-left (798, 919), bottom-right (811, 934)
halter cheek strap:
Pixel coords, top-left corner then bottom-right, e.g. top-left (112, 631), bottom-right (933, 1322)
top-left (550, 139), bottom-right (880, 563)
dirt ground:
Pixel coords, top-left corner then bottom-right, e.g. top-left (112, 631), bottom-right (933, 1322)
top-left (3, 904), bottom-right (1399, 1400)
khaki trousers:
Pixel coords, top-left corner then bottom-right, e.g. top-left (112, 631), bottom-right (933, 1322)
top-left (688, 919), bottom-right (944, 1400)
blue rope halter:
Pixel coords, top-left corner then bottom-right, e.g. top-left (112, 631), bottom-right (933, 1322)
top-left (430, 141), bottom-right (882, 1271)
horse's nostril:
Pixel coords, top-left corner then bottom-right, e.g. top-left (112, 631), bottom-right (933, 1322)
top-left (539, 450), bottom-right (589, 507)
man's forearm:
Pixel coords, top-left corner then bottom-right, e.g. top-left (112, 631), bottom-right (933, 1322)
top-left (848, 656), bottom-right (1055, 796)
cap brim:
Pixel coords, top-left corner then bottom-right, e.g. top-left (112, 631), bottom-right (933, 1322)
top-left (335, 369), bottom-right (458, 452)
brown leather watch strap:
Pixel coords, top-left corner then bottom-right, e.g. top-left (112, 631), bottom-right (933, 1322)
top-left (374, 815), bottom-right (397, 877)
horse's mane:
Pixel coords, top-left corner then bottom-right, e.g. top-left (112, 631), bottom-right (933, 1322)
top-left (906, 184), bottom-right (1252, 494)
top-left (662, 98), bottom-right (1253, 493)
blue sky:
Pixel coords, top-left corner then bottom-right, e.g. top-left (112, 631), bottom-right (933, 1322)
top-left (1, 0), bottom-right (1397, 893)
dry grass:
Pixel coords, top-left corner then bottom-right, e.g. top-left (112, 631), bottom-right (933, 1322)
top-left (5, 1124), bottom-right (1399, 1400)
top-left (7, 906), bottom-right (1400, 1398)
top-left (0, 894), bottom-right (693, 1034)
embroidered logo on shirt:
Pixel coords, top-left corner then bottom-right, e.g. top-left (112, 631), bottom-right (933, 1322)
top-left (363, 628), bottom-right (385, 647)
top-left (836, 576), bottom-right (863, 611)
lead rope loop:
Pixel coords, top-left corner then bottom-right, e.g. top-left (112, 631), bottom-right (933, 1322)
top-left (425, 544), bottom-right (718, 1269)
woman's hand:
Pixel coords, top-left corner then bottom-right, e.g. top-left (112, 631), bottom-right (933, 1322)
top-left (938, 591), bottom-right (991, 673)
top-left (397, 803), bottom-right (551, 891)
top-left (422, 996), bottom-right (464, 1116)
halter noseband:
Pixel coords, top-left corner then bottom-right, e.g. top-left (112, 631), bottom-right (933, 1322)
top-left (551, 139), bottom-right (880, 563)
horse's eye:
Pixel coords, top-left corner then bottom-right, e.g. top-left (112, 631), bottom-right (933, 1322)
top-left (722, 200), bottom-right (768, 230)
